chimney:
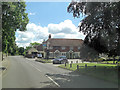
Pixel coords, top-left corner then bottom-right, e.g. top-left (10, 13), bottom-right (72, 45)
top-left (49, 34), bottom-right (51, 39)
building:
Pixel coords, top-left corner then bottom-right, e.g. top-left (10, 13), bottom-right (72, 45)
top-left (34, 44), bottom-right (45, 58)
top-left (43, 34), bottom-right (83, 59)
top-left (25, 47), bottom-right (38, 58)
top-left (26, 34), bottom-right (83, 59)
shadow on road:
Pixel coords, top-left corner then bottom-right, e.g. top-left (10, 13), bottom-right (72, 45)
top-left (40, 81), bottom-right (59, 88)
top-left (43, 70), bottom-right (118, 88)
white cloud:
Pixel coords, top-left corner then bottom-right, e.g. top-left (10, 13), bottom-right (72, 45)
top-left (48, 20), bottom-right (77, 34)
top-left (29, 12), bottom-right (36, 15)
top-left (15, 20), bottom-right (85, 47)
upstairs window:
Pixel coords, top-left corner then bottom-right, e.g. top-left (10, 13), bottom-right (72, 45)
top-left (62, 46), bottom-right (65, 50)
top-left (70, 46), bottom-right (73, 50)
top-left (78, 46), bottom-right (80, 50)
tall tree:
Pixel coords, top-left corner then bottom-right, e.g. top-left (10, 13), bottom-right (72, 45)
top-left (68, 2), bottom-right (120, 58)
top-left (2, 1), bottom-right (29, 55)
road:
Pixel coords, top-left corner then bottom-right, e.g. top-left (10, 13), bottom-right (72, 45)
top-left (2, 56), bottom-right (118, 88)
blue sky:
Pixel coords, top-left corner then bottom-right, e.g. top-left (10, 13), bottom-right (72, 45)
top-left (16, 2), bottom-right (86, 47)
top-left (26, 2), bottom-right (84, 26)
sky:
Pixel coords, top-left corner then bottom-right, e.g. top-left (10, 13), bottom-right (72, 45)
top-left (15, 2), bottom-right (86, 47)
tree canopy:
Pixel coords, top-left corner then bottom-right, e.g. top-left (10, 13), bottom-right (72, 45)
top-left (2, 1), bottom-right (29, 55)
top-left (68, 2), bottom-right (120, 59)
top-left (30, 42), bottom-right (41, 47)
top-left (18, 47), bottom-right (25, 55)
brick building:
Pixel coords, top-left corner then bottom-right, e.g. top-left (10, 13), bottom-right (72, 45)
top-left (42, 34), bottom-right (83, 59)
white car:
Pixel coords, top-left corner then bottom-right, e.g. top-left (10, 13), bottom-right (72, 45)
top-left (37, 54), bottom-right (42, 58)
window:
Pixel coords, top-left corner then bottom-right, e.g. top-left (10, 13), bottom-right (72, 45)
top-left (62, 53), bottom-right (66, 56)
top-left (78, 46), bottom-right (80, 50)
top-left (49, 53), bottom-right (53, 57)
top-left (62, 46), bottom-right (65, 50)
top-left (54, 46), bottom-right (60, 49)
top-left (49, 46), bottom-right (53, 49)
top-left (70, 46), bottom-right (73, 50)
top-left (75, 53), bottom-right (78, 57)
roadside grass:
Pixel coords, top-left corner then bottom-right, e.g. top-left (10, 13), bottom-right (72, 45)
top-left (101, 61), bottom-right (120, 64)
top-left (35, 58), bottom-right (52, 63)
top-left (1, 54), bottom-right (10, 75)
top-left (59, 63), bottom-right (118, 84)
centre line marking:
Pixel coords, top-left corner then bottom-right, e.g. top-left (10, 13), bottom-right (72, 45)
top-left (45, 75), bottom-right (60, 87)
top-left (25, 60), bottom-right (60, 87)
top-left (25, 61), bottom-right (42, 72)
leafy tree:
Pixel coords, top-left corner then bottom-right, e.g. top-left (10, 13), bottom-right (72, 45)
top-left (30, 42), bottom-right (41, 47)
top-left (18, 47), bottom-right (24, 55)
top-left (2, 1), bottom-right (29, 55)
top-left (68, 2), bottom-right (120, 59)
top-left (23, 46), bottom-right (32, 56)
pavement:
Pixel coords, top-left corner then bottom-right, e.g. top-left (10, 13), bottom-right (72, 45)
top-left (0, 55), bottom-right (10, 75)
top-left (2, 56), bottom-right (118, 88)
top-left (0, 54), bottom-right (10, 90)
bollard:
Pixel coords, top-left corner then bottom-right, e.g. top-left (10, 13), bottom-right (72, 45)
top-left (94, 65), bottom-right (96, 68)
top-left (77, 65), bottom-right (79, 70)
top-left (94, 65), bottom-right (96, 73)
top-left (65, 62), bottom-right (66, 66)
top-left (85, 64), bottom-right (87, 68)
top-left (70, 63), bottom-right (72, 68)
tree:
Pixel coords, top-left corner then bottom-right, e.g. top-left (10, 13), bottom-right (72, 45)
top-left (23, 46), bottom-right (31, 56)
top-left (30, 42), bottom-right (40, 47)
top-left (2, 1), bottom-right (29, 55)
top-left (68, 2), bottom-right (120, 59)
top-left (18, 47), bottom-right (24, 55)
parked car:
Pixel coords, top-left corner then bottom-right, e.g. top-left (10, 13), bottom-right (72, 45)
top-left (24, 54), bottom-right (35, 58)
top-left (37, 53), bottom-right (42, 58)
top-left (53, 56), bottom-right (68, 64)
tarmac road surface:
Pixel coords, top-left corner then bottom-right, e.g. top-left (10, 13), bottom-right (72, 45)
top-left (2, 56), bottom-right (118, 88)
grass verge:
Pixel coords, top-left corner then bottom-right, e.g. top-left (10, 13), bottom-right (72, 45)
top-left (59, 63), bottom-right (118, 84)
top-left (101, 61), bottom-right (120, 64)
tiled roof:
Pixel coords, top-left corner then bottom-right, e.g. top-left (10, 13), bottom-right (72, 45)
top-left (27, 47), bottom-right (38, 52)
top-left (34, 44), bottom-right (43, 51)
top-left (37, 44), bottom-right (43, 51)
top-left (47, 38), bottom-right (83, 47)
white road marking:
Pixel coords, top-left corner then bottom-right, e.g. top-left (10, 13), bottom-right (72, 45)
top-left (25, 61), bottom-right (42, 72)
top-left (45, 75), bottom-right (60, 87)
top-left (25, 60), bottom-right (60, 87)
